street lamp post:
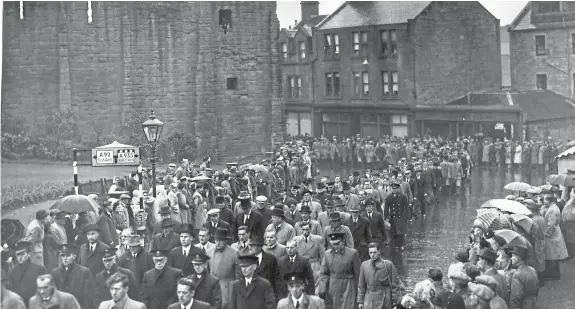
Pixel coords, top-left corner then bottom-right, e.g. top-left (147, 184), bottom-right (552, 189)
top-left (142, 109), bottom-right (164, 198)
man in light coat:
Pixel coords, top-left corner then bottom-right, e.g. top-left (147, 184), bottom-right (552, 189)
top-left (541, 195), bottom-right (568, 280)
top-left (29, 274), bottom-right (81, 309)
top-left (357, 244), bottom-right (403, 309)
top-left (206, 228), bottom-right (241, 309)
top-left (98, 273), bottom-right (146, 309)
top-left (26, 209), bottom-right (50, 267)
top-left (277, 272), bottom-right (324, 309)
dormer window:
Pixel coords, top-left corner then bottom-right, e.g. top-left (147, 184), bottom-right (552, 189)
top-left (219, 9), bottom-right (232, 34)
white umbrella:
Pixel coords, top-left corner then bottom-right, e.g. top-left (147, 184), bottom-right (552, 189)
top-left (481, 199), bottom-right (532, 215)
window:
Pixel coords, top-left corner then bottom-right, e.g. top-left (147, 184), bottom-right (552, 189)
top-left (325, 72), bottom-right (340, 97)
top-left (288, 38), bottom-right (297, 62)
top-left (572, 33), bottom-right (575, 54)
top-left (324, 34), bottom-right (340, 56)
top-left (227, 77), bottom-right (238, 90)
top-left (380, 30), bottom-right (397, 54)
top-left (535, 35), bottom-right (546, 56)
top-left (391, 114), bottom-right (408, 138)
top-left (281, 43), bottom-right (288, 61)
top-left (536, 74), bottom-right (547, 90)
top-left (219, 9), bottom-right (232, 33)
top-left (382, 71), bottom-right (399, 96)
top-left (353, 72), bottom-right (369, 97)
top-left (287, 76), bottom-right (302, 98)
top-left (322, 114), bottom-right (350, 138)
top-left (299, 41), bottom-right (306, 60)
top-left (361, 114), bottom-right (391, 137)
top-left (352, 32), bottom-right (368, 55)
top-left (287, 112), bottom-right (311, 137)
top-left (535, 1), bottom-right (560, 13)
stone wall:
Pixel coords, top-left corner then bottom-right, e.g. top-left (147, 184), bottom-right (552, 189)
top-left (408, 1), bottom-right (502, 104)
top-left (525, 118), bottom-right (575, 142)
top-left (1, 1), bottom-right (284, 160)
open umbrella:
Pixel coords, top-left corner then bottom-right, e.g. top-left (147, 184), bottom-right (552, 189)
top-left (250, 164), bottom-right (269, 173)
top-left (494, 229), bottom-right (533, 250)
top-left (566, 140), bottom-right (575, 147)
top-left (50, 195), bottom-right (100, 214)
top-left (504, 182), bottom-right (532, 192)
top-left (526, 187), bottom-right (542, 194)
top-left (481, 199), bottom-right (531, 215)
top-left (476, 212), bottom-right (500, 230)
top-left (476, 208), bottom-right (500, 217)
top-left (190, 175), bottom-right (210, 182)
top-left (490, 216), bottom-right (512, 231)
top-left (1, 219), bottom-right (25, 247)
top-left (239, 164), bottom-right (252, 172)
top-left (509, 213), bottom-right (534, 233)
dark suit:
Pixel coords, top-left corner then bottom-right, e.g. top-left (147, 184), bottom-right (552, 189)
top-left (97, 211), bottom-right (119, 247)
top-left (232, 211), bottom-right (265, 242)
top-left (203, 220), bottom-right (231, 244)
top-left (414, 175), bottom-right (427, 215)
top-left (218, 208), bottom-right (235, 229)
top-left (230, 276), bottom-right (276, 309)
top-left (277, 254), bottom-right (315, 298)
top-left (151, 231), bottom-right (181, 252)
top-left (189, 272), bottom-right (223, 309)
top-left (8, 260), bottom-right (48, 302)
top-left (284, 210), bottom-right (302, 224)
top-left (347, 217), bottom-right (372, 261)
top-left (365, 211), bottom-right (387, 245)
top-left (78, 241), bottom-right (110, 279)
top-left (118, 247), bottom-right (155, 285)
top-left (94, 266), bottom-right (140, 304)
top-left (257, 207), bottom-right (274, 227)
top-left (168, 245), bottom-right (205, 277)
top-left (51, 263), bottom-right (95, 309)
top-left (167, 300), bottom-right (211, 309)
top-left (250, 252), bottom-right (280, 299)
top-left (140, 266), bottom-right (182, 309)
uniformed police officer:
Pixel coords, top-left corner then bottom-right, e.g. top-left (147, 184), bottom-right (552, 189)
top-left (384, 182), bottom-right (409, 251)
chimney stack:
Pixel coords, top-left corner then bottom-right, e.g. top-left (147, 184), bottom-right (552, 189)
top-left (301, 1), bottom-right (319, 22)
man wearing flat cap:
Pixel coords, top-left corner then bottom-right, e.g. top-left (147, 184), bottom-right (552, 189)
top-left (448, 271), bottom-right (471, 308)
top-left (169, 224), bottom-right (205, 277)
top-left (7, 240), bottom-right (48, 302)
top-left (230, 255), bottom-right (276, 309)
top-left (151, 218), bottom-right (181, 252)
top-left (140, 249), bottom-right (182, 309)
top-left (474, 275), bottom-right (508, 309)
top-left (476, 248), bottom-right (509, 305)
top-left (94, 247), bottom-right (140, 305)
top-left (384, 182), bottom-right (409, 251)
top-left (277, 272), bottom-right (324, 309)
top-left (468, 282), bottom-right (495, 309)
top-left (51, 243), bottom-right (95, 309)
top-left (186, 253), bottom-right (222, 309)
top-left (25, 209), bottom-right (50, 267)
top-left (508, 245), bottom-right (539, 309)
top-left (79, 223), bottom-right (110, 279)
top-left (255, 195), bottom-right (274, 226)
top-left (318, 232), bottom-right (361, 309)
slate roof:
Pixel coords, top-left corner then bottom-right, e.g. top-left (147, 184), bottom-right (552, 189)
top-left (509, 2), bottom-right (575, 31)
top-left (446, 90), bottom-right (575, 122)
top-left (316, 1), bottom-right (431, 30)
top-left (297, 15), bottom-right (328, 37)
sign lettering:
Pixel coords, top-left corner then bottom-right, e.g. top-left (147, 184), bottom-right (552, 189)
top-left (96, 150), bottom-right (114, 164)
top-left (117, 150), bottom-right (135, 164)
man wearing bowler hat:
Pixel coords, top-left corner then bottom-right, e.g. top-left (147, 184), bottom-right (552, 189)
top-left (230, 255), bottom-right (276, 309)
top-left (509, 245), bottom-right (539, 309)
top-left (207, 228), bottom-right (240, 309)
top-left (140, 249), bottom-right (182, 309)
top-left (265, 208), bottom-right (295, 245)
top-left (94, 247), bottom-right (140, 305)
top-left (340, 182), bottom-right (360, 211)
top-left (214, 195), bottom-right (235, 227)
top-left (153, 206), bottom-right (176, 235)
top-left (294, 205), bottom-right (323, 237)
top-left (297, 189), bottom-right (322, 220)
top-left (79, 223), bottom-right (110, 279)
top-left (187, 253), bottom-right (222, 309)
top-left (246, 235), bottom-right (280, 299)
top-left (232, 195), bottom-right (265, 242)
top-left (169, 223), bottom-right (204, 277)
top-left (118, 235), bottom-right (155, 286)
top-left (51, 243), bottom-right (95, 309)
top-left (151, 218), bottom-right (181, 252)
top-left (7, 240), bottom-right (48, 302)
top-left (322, 212), bottom-right (354, 250)
top-left (384, 181), bottom-right (409, 251)
top-left (318, 233), bottom-right (361, 309)
top-left (277, 272), bottom-right (324, 309)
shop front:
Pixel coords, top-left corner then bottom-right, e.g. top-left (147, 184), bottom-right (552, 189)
top-left (286, 104), bottom-right (313, 137)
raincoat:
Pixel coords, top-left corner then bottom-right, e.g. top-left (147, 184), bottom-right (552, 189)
top-left (561, 198), bottom-right (575, 256)
top-left (318, 247), bottom-right (361, 309)
top-left (541, 203), bottom-right (568, 260)
top-left (357, 258), bottom-right (404, 309)
top-left (206, 245), bottom-right (240, 309)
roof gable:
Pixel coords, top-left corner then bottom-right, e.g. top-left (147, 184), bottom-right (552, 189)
top-left (508, 2), bottom-right (533, 31)
top-left (316, 1), bottom-right (431, 30)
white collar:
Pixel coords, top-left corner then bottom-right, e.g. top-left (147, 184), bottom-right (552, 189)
top-left (292, 294), bottom-right (304, 305)
top-left (245, 277), bottom-right (253, 284)
top-left (255, 252), bottom-right (262, 259)
top-left (181, 299), bottom-right (194, 309)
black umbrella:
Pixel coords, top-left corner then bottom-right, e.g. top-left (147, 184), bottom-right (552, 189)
top-left (1, 218), bottom-right (26, 247)
top-left (50, 195), bottom-right (100, 214)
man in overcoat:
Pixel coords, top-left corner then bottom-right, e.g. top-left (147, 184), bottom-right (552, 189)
top-left (277, 240), bottom-right (315, 298)
top-left (26, 209), bottom-right (50, 266)
top-left (203, 208), bottom-right (231, 244)
top-left (1, 269), bottom-right (26, 309)
top-left (188, 253), bottom-right (222, 309)
top-left (139, 249), bottom-right (182, 309)
top-left (277, 272), bottom-right (324, 309)
top-left (97, 272), bottom-right (145, 309)
top-left (51, 244), bottom-right (95, 309)
top-left (292, 221), bottom-right (325, 293)
top-left (364, 200), bottom-right (387, 250)
top-left (117, 235), bottom-right (155, 285)
top-left (206, 228), bottom-right (241, 309)
top-left (78, 223), bottom-right (110, 279)
top-left (508, 245), bottom-right (539, 309)
top-left (169, 223), bottom-right (205, 277)
top-left (7, 240), bottom-right (48, 302)
top-left (97, 201), bottom-right (119, 247)
top-left (94, 248), bottom-right (140, 305)
top-left (29, 274), bottom-right (81, 309)
top-left (318, 233), bottom-right (361, 309)
top-left (384, 182), bottom-right (409, 251)
top-left (245, 235), bottom-right (280, 299)
top-left (347, 204), bottom-right (372, 262)
top-left (232, 197), bottom-right (265, 242)
top-left (151, 219), bottom-right (181, 252)
top-left (230, 255), bottom-right (276, 309)
top-left (322, 213), bottom-right (354, 250)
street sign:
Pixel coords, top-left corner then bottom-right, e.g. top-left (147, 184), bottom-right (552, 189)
top-left (91, 141), bottom-right (141, 167)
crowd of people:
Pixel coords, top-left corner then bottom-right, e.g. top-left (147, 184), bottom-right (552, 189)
top-left (1, 134), bottom-right (573, 309)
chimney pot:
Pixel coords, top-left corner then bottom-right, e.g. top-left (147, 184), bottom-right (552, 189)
top-left (300, 1), bottom-right (319, 22)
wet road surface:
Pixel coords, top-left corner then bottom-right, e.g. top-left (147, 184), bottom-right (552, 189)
top-left (317, 163), bottom-right (575, 307)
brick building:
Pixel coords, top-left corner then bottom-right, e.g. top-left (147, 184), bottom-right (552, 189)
top-left (282, 1), bottom-right (502, 139)
top-left (2, 1), bottom-right (283, 160)
top-left (508, 1), bottom-right (575, 99)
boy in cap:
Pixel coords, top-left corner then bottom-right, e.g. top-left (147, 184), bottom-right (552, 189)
top-left (277, 272), bottom-right (324, 309)
top-left (169, 224), bottom-right (204, 277)
top-left (78, 223), bottom-right (110, 279)
top-left (51, 244), bottom-right (95, 309)
top-left (140, 249), bottom-right (182, 309)
top-left (231, 255), bottom-right (276, 309)
top-left (448, 271), bottom-right (471, 307)
top-left (7, 240), bottom-right (48, 302)
top-left (468, 282), bottom-right (495, 309)
top-left (187, 253), bottom-right (222, 309)
top-left (94, 247), bottom-right (140, 305)
top-left (318, 233), bottom-right (361, 309)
